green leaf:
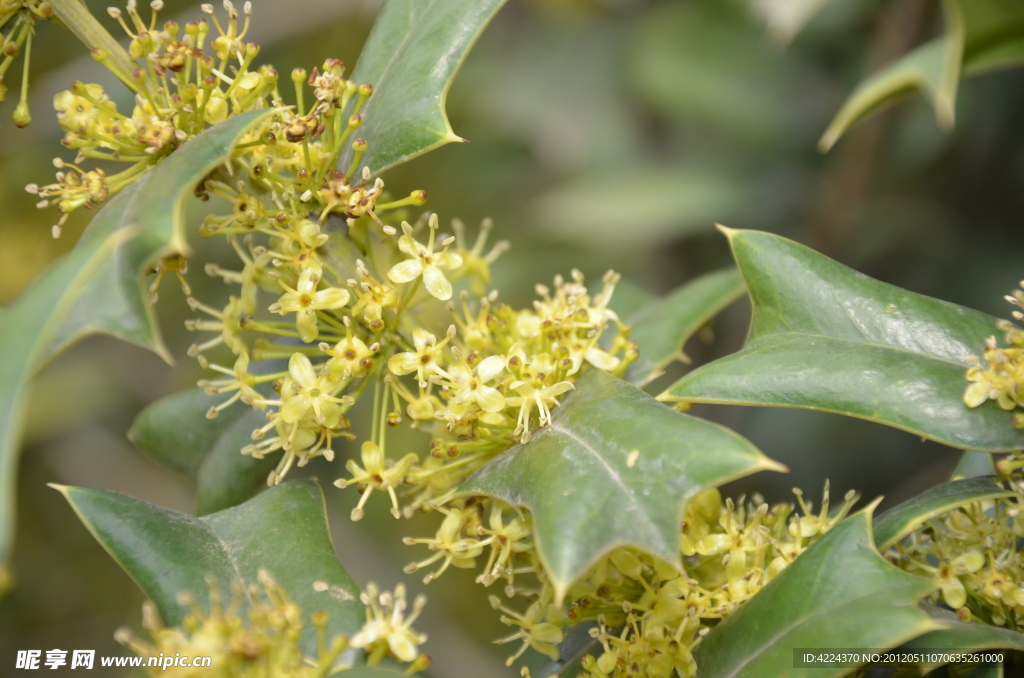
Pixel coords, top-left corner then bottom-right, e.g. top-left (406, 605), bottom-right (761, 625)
top-left (873, 477), bottom-right (1012, 550)
top-left (952, 451), bottom-right (997, 480)
top-left (43, 110), bottom-right (272, 364)
top-left (0, 230), bottom-right (126, 591)
top-left (349, 0), bottom-right (508, 175)
top-left (54, 480), bottom-right (363, 661)
top-left (128, 389), bottom-right (277, 516)
top-left (664, 228), bottom-right (1024, 452)
top-left (624, 268), bottom-right (745, 387)
top-left (459, 369), bottom-right (783, 601)
top-left (693, 509), bottom-right (945, 678)
top-left (821, 0), bottom-right (1024, 150)
top-left (903, 605), bottom-right (1024, 672)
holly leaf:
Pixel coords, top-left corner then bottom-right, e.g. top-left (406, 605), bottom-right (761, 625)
top-left (348, 0), bottom-right (509, 175)
top-left (0, 230), bottom-right (126, 593)
top-left (459, 369), bottom-right (783, 601)
top-left (694, 509), bottom-right (945, 678)
top-left (821, 0), bottom-right (1024, 151)
top-left (624, 268), bottom-right (745, 387)
top-left (128, 389), bottom-right (277, 516)
top-left (902, 604), bottom-right (1024, 672)
top-left (43, 109), bottom-right (272, 364)
top-left (873, 476), bottom-right (1012, 550)
top-left (53, 480), bottom-right (363, 662)
top-left (664, 228), bottom-right (1024, 452)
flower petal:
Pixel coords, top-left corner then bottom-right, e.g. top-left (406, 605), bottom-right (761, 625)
top-left (312, 287), bottom-right (350, 310)
top-left (388, 352), bottom-right (421, 376)
top-left (476, 385), bottom-right (506, 413)
top-left (423, 264), bottom-right (453, 300)
top-left (387, 258), bottom-right (423, 284)
top-left (288, 353), bottom-right (317, 386)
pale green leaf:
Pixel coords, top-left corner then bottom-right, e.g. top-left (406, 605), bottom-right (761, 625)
top-left (952, 451), bottom-right (997, 480)
top-left (459, 369), bottom-right (783, 600)
top-left (694, 510), bottom-right (944, 678)
top-left (0, 231), bottom-right (125, 591)
top-left (665, 229), bottom-right (1024, 452)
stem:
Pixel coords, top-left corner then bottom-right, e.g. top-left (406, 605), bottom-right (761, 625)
top-left (50, 0), bottom-right (137, 85)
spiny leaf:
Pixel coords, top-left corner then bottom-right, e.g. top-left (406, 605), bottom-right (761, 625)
top-left (128, 389), bottom-right (276, 516)
top-left (43, 109), bottom-right (272, 364)
top-left (54, 480), bottom-right (363, 661)
top-left (459, 369), bottom-right (783, 601)
top-left (348, 0), bottom-right (508, 175)
top-left (0, 230), bottom-right (126, 592)
top-left (873, 476), bottom-right (1012, 550)
top-left (693, 509), bottom-right (945, 678)
top-left (624, 268), bottom-right (745, 387)
top-left (821, 0), bottom-right (1024, 151)
top-left (664, 228), bottom-right (1024, 452)
top-left (902, 604), bottom-right (1024, 673)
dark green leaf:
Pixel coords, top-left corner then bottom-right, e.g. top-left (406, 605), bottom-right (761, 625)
top-left (624, 268), bottom-right (745, 387)
top-left (536, 622), bottom-right (601, 678)
top-left (129, 389), bottom-right (276, 516)
top-left (349, 0), bottom-right (508, 175)
top-left (0, 231), bottom-right (125, 591)
top-left (43, 110), bottom-right (272, 364)
top-left (873, 477), bottom-right (1012, 550)
top-left (665, 229), bottom-right (1024, 452)
top-left (904, 605), bottom-right (1024, 672)
top-left (55, 480), bottom-right (363, 661)
top-left (459, 369), bottom-right (783, 600)
top-left (694, 509), bottom-right (944, 678)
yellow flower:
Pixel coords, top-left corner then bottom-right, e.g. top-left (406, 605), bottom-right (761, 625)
top-left (387, 215), bottom-right (463, 300)
top-left (279, 353), bottom-right (347, 427)
top-left (388, 326), bottom-right (455, 385)
top-left (322, 316), bottom-right (377, 379)
top-left (490, 590), bottom-right (564, 665)
top-left (505, 380), bottom-right (575, 443)
top-left (335, 441), bottom-right (417, 519)
top-left (269, 262), bottom-right (350, 342)
top-left (437, 350), bottom-right (507, 415)
top-left (351, 583), bottom-right (427, 665)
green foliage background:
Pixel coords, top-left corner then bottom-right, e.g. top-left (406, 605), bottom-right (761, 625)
top-left (2, 0), bottom-right (1024, 675)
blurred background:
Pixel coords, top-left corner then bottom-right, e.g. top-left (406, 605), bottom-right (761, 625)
top-left (2, 0), bottom-right (1024, 675)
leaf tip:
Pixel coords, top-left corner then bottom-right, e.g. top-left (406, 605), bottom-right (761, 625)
top-left (46, 483), bottom-right (71, 497)
top-left (714, 223), bottom-right (738, 238)
top-left (862, 495), bottom-right (884, 521)
top-left (759, 457), bottom-right (789, 474)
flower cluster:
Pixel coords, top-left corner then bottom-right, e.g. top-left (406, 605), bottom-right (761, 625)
top-left (400, 484), bottom-right (857, 675)
top-left (27, 0), bottom-right (402, 237)
top-left (963, 281), bottom-right (1024, 429)
top-left (115, 570), bottom-right (354, 677)
top-left (886, 472), bottom-right (1024, 630)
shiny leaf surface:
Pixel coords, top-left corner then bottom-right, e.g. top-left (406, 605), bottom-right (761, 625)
top-left (460, 369), bottom-right (782, 600)
top-left (694, 510), bottom-right (944, 678)
top-left (903, 605), bottom-right (1024, 672)
top-left (665, 229), bottom-right (1024, 452)
top-left (349, 0), bottom-right (508, 175)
